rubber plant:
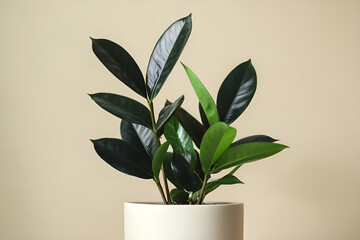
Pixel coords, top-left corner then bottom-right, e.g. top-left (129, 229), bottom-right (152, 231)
top-left (89, 14), bottom-right (288, 205)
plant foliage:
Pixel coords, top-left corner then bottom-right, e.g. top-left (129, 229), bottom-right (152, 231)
top-left (89, 14), bottom-right (288, 205)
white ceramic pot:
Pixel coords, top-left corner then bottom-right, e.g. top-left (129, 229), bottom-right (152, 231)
top-left (124, 202), bottom-right (243, 240)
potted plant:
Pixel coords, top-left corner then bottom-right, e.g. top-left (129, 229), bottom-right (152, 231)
top-left (89, 14), bottom-right (288, 240)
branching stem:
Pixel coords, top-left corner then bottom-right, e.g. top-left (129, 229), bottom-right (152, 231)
top-left (148, 100), bottom-right (171, 204)
top-left (161, 166), bottom-right (172, 204)
top-left (197, 174), bottom-right (210, 204)
top-left (155, 179), bottom-right (167, 204)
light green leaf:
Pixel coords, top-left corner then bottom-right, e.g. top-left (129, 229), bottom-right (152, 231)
top-left (200, 122), bottom-right (236, 174)
top-left (181, 63), bottom-right (219, 125)
top-left (213, 142), bottom-right (289, 173)
top-left (152, 141), bottom-right (170, 181)
top-left (205, 174), bottom-right (243, 195)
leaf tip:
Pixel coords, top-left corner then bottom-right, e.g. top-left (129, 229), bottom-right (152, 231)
top-left (277, 143), bottom-right (290, 151)
top-left (89, 37), bottom-right (98, 45)
top-left (180, 62), bottom-right (188, 70)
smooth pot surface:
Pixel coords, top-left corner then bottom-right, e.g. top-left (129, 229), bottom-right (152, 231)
top-left (124, 202), bottom-right (244, 240)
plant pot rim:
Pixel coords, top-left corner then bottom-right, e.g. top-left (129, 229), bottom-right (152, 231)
top-left (125, 202), bottom-right (243, 207)
top-left (124, 202), bottom-right (244, 240)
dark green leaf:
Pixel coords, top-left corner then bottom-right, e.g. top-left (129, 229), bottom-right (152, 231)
top-left (91, 138), bottom-right (153, 179)
top-left (163, 153), bottom-right (182, 189)
top-left (193, 150), bottom-right (205, 180)
top-left (89, 93), bottom-right (152, 129)
top-left (231, 135), bottom-right (278, 147)
top-left (200, 122), bottom-right (236, 174)
top-left (205, 174), bottom-right (243, 195)
top-left (166, 101), bottom-right (205, 148)
top-left (170, 154), bottom-right (203, 192)
top-left (164, 117), bottom-right (196, 168)
top-left (146, 14), bottom-right (192, 100)
top-left (120, 120), bottom-right (158, 159)
top-left (217, 59), bottom-right (257, 124)
top-left (228, 164), bottom-right (243, 175)
top-left (152, 142), bottom-right (170, 181)
top-left (213, 142), bottom-right (289, 173)
top-left (182, 63), bottom-right (220, 125)
top-left (91, 38), bottom-right (146, 98)
top-left (156, 95), bottom-right (184, 131)
top-left (170, 189), bottom-right (189, 204)
top-left (199, 103), bottom-right (210, 129)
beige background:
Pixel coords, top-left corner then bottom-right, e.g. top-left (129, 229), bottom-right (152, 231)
top-left (1, 0), bottom-right (359, 239)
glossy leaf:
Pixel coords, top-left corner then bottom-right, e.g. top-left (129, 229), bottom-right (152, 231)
top-left (182, 63), bottom-right (220, 125)
top-left (170, 189), bottom-right (189, 204)
top-left (120, 120), bottom-right (158, 159)
top-left (146, 14), bottom-right (192, 100)
top-left (91, 138), bottom-right (153, 179)
top-left (156, 95), bottom-right (184, 131)
top-left (231, 135), bottom-right (278, 147)
top-left (89, 93), bottom-right (152, 129)
top-left (91, 38), bottom-right (147, 98)
top-left (193, 150), bottom-right (205, 180)
top-left (205, 174), bottom-right (243, 195)
top-left (199, 103), bottom-right (210, 129)
top-left (217, 59), bottom-right (257, 124)
top-left (163, 153), bottom-right (182, 189)
top-left (170, 154), bottom-right (203, 192)
top-left (213, 142), bottom-right (289, 173)
top-left (166, 101), bottom-right (205, 148)
top-left (200, 122), bottom-right (236, 174)
top-left (164, 117), bottom-right (196, 168)
top-left (152, 142), bottom-right (170, 181)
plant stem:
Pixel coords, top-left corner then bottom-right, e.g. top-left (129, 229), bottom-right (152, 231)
top-left (161, 166), bottom-right (172, 204)
top-left (197, 174), bottom-right (209, 204)
top-left (148, 100), bottom-right (171, 204)
top-left (148, 100), bottom-right (158, 136)
top-left (155, 180), bottom-right (167, 204)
